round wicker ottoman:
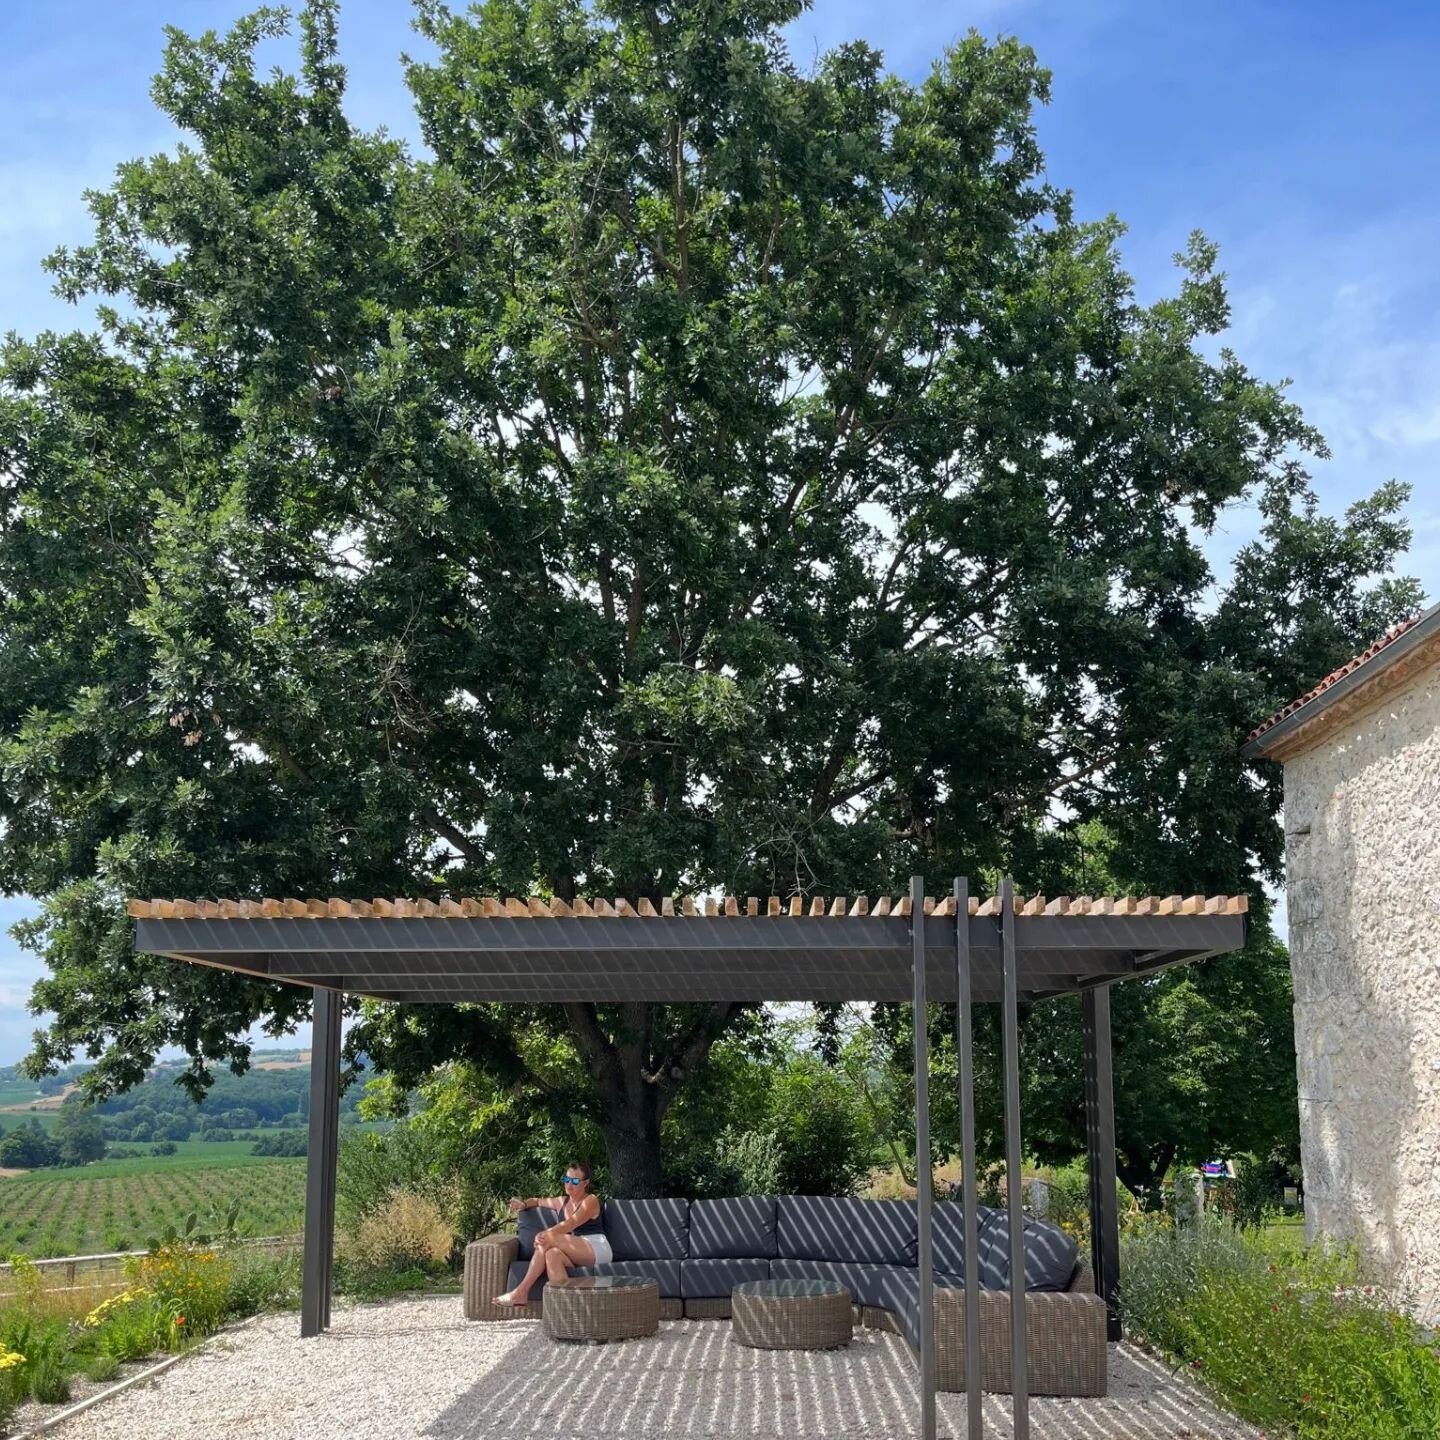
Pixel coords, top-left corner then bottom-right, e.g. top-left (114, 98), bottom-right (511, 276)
top-left (731, 1279), bottom-right (852, 1350)
top-left (542, 1277), bottom-right (660, 1342)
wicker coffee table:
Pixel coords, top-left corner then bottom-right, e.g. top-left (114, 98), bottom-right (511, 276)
top-left (731, 1279), bottom-right (852, 1350)
top-left (542, 1276), bottom-right (659, 1342)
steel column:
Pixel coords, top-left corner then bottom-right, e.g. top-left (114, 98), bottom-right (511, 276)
top-left (301, 987), bottom-right (342, 1338)
top-left (1083, 986), bottom-right (1122, 1340)
top-left (1000, 877), bottom-right (1029, 1438)
top-left (954, 878), bottom-right (983, 1438)
top-left (911, 875), bottom-right (936, 1440)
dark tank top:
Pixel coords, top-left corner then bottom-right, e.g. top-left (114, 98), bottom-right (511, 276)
top-left (567, 1198), bottom-right (603, 1236)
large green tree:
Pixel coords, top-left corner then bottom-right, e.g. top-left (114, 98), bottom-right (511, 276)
top-left (0, 1), bottom-right (1420, 1195)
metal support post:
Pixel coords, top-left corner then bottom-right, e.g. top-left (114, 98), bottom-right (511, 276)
top-left (301, 987), bottom-right (342, 1338)
top-left (1000, 877), bottom-right (1029, 1438)
top-left (912, 875), bottom-right (936, 1440)
top-left (954, 877), bottom-right (983, 1438)
top-left (1083, 985), bottom-right (1122, 1340)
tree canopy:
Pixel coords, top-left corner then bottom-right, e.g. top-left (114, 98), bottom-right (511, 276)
top-left (0, 0), bottom-right (1420, 1193)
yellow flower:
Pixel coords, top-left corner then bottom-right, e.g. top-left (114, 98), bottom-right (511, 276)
top-left (0, 1348), bottom-right (26, 1371)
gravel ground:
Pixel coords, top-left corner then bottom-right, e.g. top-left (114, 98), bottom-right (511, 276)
top-left (48, 1296), bottom-right (1258, 1440)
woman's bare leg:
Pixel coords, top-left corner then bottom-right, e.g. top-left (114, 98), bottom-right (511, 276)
top-left (495, 1246), bottom-right (548, 1305)
top-left (542, 1234), bottom-right (596, 1267)
top-left (545, 1248), bottom-right (571, 1286)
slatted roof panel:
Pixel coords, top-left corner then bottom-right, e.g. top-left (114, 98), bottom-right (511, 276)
top-left (129, 893), bottom-right (1249, 1005)
top-left (127, 894), bottom-right (1248, 920)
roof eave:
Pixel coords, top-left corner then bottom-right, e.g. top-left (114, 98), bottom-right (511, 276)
top-left (1243, 602), bottom-right (1440, 760)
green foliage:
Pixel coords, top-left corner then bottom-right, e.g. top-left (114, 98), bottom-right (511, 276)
top-left (223, 1247), bottom-right (303, 1318)
top-left (83, 1352), bottom-right (121, 1383)
top-left (0, 0), bottom-right (1422, 1196)
top-left (51, 1101), bottom-right (106, 1166)
top-left (332, 1260), bottom-right (438, 1303)
top-left (717, 1129), bottom-right (783, 1196)
top-left (0, 1120), bottom-right (60, 1169)
top-left (249, 1132), bottom-right (307, 1158)
top-left (126, 1240), bottom-right (233, 1338)
top-left (0, 1310), bottom-right (71, 1408)
top-left (26, 1351), bottom-right (70, 1405)
top-left (769, 1056), bottom-right (875, 1197)
top-left (1123, 1221), bottom-right (1440, 1437)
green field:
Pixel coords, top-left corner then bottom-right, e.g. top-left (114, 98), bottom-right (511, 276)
top-left (0, 1153), bottom-right (307, 1256)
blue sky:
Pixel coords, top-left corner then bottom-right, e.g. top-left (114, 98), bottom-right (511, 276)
top-left (1, 0), bottom-right (1437, 1064)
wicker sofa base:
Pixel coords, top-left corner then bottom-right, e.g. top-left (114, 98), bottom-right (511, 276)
top-left (463, 1234), bottom-right (1105, 1396)
top-left (924, 1288), bottom-right (1108, 1397)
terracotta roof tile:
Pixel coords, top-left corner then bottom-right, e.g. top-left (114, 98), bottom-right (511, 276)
top-left (1246, 611), bottom-right (1428, 745)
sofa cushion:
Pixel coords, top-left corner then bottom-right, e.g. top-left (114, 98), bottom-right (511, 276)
top-left (776, 1196), bottom-right (917, 1266)
top-left (932, 1201), bottom-right (971, 1277)
top-left (506, 1257), bottom-right (682, 1298)
top-left (603, 1198), bottom-right (690, 1261)
top-left (688, 1197), bottom-right (778, 1259)
top-left (975, 1210), bottom-right (1078, 1291)
top-left (680, 1257), bottom-right (771, 1299)
top-left (515, 1206), bottom-right (564, 1261)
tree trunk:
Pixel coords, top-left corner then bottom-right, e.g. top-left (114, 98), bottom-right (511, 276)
top-left (1116, 1142), bottom-right (1176, 1209)
top-left (598, 1090), bottom-right (665, 1197)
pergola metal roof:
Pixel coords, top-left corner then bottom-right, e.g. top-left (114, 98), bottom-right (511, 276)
top-left (128, 892), bottom-right (1247, 1006)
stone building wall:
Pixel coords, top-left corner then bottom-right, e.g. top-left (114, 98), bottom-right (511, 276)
top-left (1283, 657), bottom-right (1440, 1322)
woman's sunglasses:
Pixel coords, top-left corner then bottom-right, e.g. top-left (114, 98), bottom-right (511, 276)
top-left (562, 1176), bottom-right (585, 1186)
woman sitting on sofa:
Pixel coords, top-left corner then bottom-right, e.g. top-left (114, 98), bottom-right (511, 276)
top-left (494, 1161), bottom-right (611, 1305)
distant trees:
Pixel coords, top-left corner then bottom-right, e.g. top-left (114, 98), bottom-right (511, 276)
top-left (0, 1121), bottom-right (59, 1169)
top-left (251, 1132), bottom-right (308, 1158)
top-left (51, 1102), bottom-right (106, 1166)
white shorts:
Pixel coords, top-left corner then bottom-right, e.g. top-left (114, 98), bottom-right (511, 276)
top-left (586, 1234), bottom-right (613, 1266)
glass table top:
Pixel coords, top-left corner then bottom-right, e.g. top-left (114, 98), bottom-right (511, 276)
top-left (557, 1276), bottom-right (655, 1291)
top-left (733, 1279), bottom-right (848, 1299)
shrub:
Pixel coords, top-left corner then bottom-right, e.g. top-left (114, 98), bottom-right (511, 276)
top-left (224, 1248), bottom-right (303, 1318)
top-left (722, 1128), bottom-right (783, 1196)
top-left (1122, 1219), bottom-right (1440, 1437)
top-left (334, 1260), bottom-right (433, 1302)
top-left (84, 1352), bottom-right (121, 1383)
top-left (0, 1344), bottom-right (22, 1430)
top-left (26, 1351), bottom-right (70, 1405)
top-left (336, 1126), bottom-right (438, 1233)
top-left (769, 1056), bottom-right (874, 1197)
top-left (344, 1191), bottom-right (452, 1275)
top-left (86, 1290), bottom-right (165, 1362)
top-left (126, 1240), bottom-right (233, 1340)
top-left (0, 1309), bottom-right (71, 1406)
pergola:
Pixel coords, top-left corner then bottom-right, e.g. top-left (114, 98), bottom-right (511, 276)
top-left (129, 881), bottom-right (1247, 1440)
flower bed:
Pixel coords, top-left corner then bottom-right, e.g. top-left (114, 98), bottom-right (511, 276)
top-left (1122, 1218), bottom-right (1440, 1438)
top-left (0, 1224), bottom-right (304, 1433)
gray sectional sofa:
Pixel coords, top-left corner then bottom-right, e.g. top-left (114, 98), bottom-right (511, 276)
top-left (463, 1195), bottom-right (1108, 1396)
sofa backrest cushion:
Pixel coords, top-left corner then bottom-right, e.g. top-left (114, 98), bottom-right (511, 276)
top-left (603, 1198), bottom-right (690, 1261)
top-left (688, 1197), bottom-right (778, 1259)
top-left (973, 1210), bottom-right (1078, 1291)
top-left (776, 1196), bottom-right (917, 1266)
top-left (930, 1203), bottom-right (1008, 1287)
top-left (516, 1206), bottom-right (564, 1261)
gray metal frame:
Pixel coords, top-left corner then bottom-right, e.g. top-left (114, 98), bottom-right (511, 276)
top-left (1083, 987), bottom-right (1122, 1340)
top-left (999, 878), bottom-right (1029, 1438)
top-left (301, 986), bottom-right (341, 1338)
top-left (133, 882), bottom-right (1247, 1439)
top-left (954, 877), bottom-right (983, 1439)
top-left (911, 877), bottom-right (936, 1439)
